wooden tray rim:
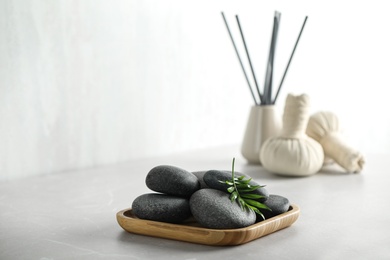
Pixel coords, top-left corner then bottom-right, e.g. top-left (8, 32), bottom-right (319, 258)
top-left (116, 204), bottom-right (300, 246)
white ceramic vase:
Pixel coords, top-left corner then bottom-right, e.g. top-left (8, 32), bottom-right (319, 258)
top-left (241, 105), bottom-right (282, 164)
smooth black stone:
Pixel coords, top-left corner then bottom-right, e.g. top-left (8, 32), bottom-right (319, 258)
top-left (191, 171), bottom-right (209, 189)
top-left (203, 170), bottom-right (269, 202)
top-left (146, 165), bottom-right (200, 197)
top-left (190, 189), bottom-right (256, 229)
top-left (132, 193), bottom-right (191, 224)
top-left (257, 194), bottom-right (290, 222)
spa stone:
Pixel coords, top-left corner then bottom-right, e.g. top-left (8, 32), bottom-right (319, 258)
top-left (146, 165), bottom-right (200, 197)
top-left (132, 193), bottom-right (191, 224)
top-left (257, 194), bottom-right (290, 222)
top-left (190, 189), bottom-right (256, 229)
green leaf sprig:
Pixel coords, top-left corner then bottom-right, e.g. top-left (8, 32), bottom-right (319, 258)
top-left (219, 158), bottom-right (271, 220)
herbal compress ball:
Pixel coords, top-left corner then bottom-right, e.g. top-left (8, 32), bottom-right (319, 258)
top-left (260, 94), bottom-right (324, 176)
top-left (306, 111), bottom-right (364, 173)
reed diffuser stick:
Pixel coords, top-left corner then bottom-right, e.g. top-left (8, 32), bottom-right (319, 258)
top-left (221, 12), bottom-right (259, 105)
top-left (263, 12), bottom-right (281, 105)
top-left (235, 15), bottom-right (264, 104)
top-left (273, 16), bottom-right (308, 104)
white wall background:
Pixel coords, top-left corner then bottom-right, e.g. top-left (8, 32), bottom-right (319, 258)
top-left (1, 0), bottom-right (389, 180)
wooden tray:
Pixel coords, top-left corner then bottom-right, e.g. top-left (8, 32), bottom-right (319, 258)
top-left (116, 204), bottom-right (300, 246)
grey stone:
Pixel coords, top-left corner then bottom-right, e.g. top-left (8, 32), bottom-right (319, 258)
top-left (190, 189), bottom-right (256, 229)
top-left (146, 165), bottom-right (200, 197)
top-left (191, 171), bottom-right (209, 189)
top-left (257, 194), bottom-right (290, 222)
top-left (203, 170), bottom-right (269, 202)
top-left (132, 193), bottom-right (191, 224)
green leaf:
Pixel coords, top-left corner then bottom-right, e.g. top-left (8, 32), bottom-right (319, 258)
top-left (247, 204), bottom-right (257, 212)
top-left (238, 197), bottom-right (246, 210)
top-left (227, 186), bottom-right (235, 193)
top-left (240, 194), bottom-right (264, 199)
top-left (248, 206), bottom-right (265, 220)
top-left (236, 183), bottom-right (250, 189)
top-left (237, 178), bottom-right (252, 184)
top-left (245, 199), bottom-right (271, 211)
top-left (239, 186), bottom-right (260, 192)
top-left (230, 191), bottom-right (238, 202)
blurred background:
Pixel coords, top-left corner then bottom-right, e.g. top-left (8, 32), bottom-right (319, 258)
top-left (1, 0), bottom-right (389, 180)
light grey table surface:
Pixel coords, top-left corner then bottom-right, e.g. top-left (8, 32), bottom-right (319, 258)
top-left (1, 146), bottom-right (389, 260)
